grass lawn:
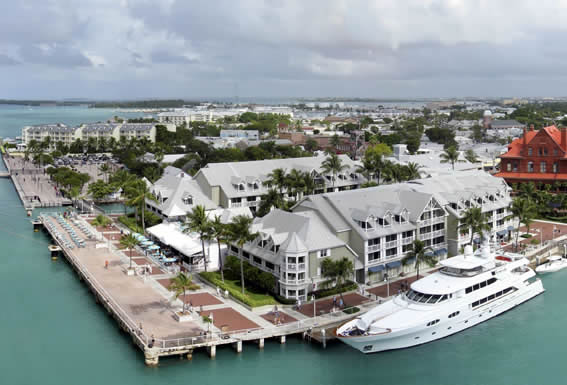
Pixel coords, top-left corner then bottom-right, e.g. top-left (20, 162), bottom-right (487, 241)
top-left (199, 271), bottom-right (278, 307)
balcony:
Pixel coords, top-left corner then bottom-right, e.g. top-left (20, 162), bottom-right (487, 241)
top-left (368, 243), bottom-right (380, 252)
top-left (402, 236), bottom-right (414, 245)
top-left (432, 216), bottom-right (445, 224)
top-left (418, 232), bottom-right (431, 240)
top-left (496, 212), bottom-right (506, 220)
top-left (420, 218), bottom-right (432, 226)
top-left (385, 240), bottom-right (398, 249)
top-left (284, 263), bottom-right (306, 271)
top-left (432, 229), bottom-right (445, 238)
top-left (279, 278), bottom-right (306, 285)
top-left (230, 201), bottom-right (243, 208)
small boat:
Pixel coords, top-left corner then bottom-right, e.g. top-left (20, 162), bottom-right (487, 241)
top-left (535, 255), bottom-right (567, 274)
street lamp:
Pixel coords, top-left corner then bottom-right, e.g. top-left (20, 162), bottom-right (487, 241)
top-left (384, 272), bottom-right (390, 298)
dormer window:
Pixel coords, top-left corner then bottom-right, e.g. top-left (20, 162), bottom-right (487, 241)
top-left (182, 195), bottom-right (193, 205)
top-left (233, 183), bottom-right (245, 191)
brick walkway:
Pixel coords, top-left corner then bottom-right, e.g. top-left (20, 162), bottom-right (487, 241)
top-left (182, 293), bottom-right (223, 307)
top-left (200, 308), bottom-right (260, 331)
top-left (261, 311), bottom-right (298, 325)
top-left (368, 275), bottom-right (419, 298)
top-left (296, 292), bottom-right (369, 317)
top-left (503, 220), bottom-right (567, 252)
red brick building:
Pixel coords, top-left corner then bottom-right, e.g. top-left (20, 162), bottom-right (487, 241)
top-left (495, 125), bottom-right (567, 185)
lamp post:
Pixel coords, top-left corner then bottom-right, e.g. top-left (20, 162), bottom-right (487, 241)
top-left (384, 272), bottom-right (390, 298)
top-left (311, 278), bottom-right (316, 319)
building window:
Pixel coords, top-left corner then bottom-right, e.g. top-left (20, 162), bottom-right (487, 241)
top-left (320, 249), bottom-right (330, 258)
top-left (528, 147), bottom-right (533, 156)
top-left (513, 162), bottom-right (518, 172)
top-left (540, 161), bottom-right (546, 173)
top-left (554, 149), bottom-right (559, 156)
top-left (553, 162), bottom-right (559, 173)
top-left (182, 196), bottom-right (193, 205)
top-left (527, 162), bottom-right (534, 173)
top-left (368, 251), bottom-right (381, 261)
top-left (506, 162), bottom-right (511, 172)
top-left (386, 247), bottom-right (397, 257)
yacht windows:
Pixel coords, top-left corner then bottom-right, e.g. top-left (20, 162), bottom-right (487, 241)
top-left (471, 287), bottom-right (514, 308)
top-left (406, 290), bottom-right (448, 304)
top-left (448, 311), bottom-right (460, 318)
top-left (464, 278), bottom-right (497, 294)
top-left (426, 319), bottom-right (440, 327)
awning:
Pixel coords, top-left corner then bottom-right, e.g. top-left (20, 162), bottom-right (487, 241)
top-left (496, 230), bottom-right (508, 237)
top-left (473, 238), bottom-right (481, 244)
top-left (368, 265), bottom-right (385, 273)
top-left (424, 251), bottom-right (434, 257)
top-left (434, 248), bottom-right (447, 256)
top-left (405, 257), bottom-right (416, 264)
top-left (507, 226), bottom-right (515, 231)
top-left (385, 260), bottom-right (402, 269)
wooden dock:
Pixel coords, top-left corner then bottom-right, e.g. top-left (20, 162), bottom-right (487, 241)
top-left (36, 214), bottom-right (377, 366)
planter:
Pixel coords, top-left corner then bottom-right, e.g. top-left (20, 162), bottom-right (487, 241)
top-left (174, 312), bottom-right (193, 323)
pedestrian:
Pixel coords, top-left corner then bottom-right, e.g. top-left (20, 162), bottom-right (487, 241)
top-left (104, 260), bottom-right (109, 269)
top-left (339, 298), bottom-right (344, 308)
top-left (216, 286), bottom-right (220, 296)
top-left (332, 295), bottom-right (337, 308)
top-left (224, 289), bottom-right (228, 298)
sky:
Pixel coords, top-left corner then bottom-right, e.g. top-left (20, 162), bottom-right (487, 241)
top-left (2, 0), bottom-right (567, 100)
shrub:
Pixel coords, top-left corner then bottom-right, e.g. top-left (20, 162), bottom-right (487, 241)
top-left (520, 233), bottom-right (532, 239)
top-left (310, 280), bottom-right (358, 299)
top-left (199, 271), bottom-right (277, 308)
top-left (118, 215), bottom-right (143, 233)
top-left (343, 307), bottom-right (360, 315)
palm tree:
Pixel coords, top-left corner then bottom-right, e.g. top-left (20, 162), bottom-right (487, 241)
top-left (330, 134), bottom-right (341, 152)
top-left (99, 163), bottom-right (111, 183)
top-left (302, 171), bottom-right (318, 196)
top-left (383, 162), bottom-right (405, 183)
top-left (266, 168), bottom-right (287, 196)
top-left (185, 205), bottom-right (212, 272)
top-left (321, 153), bottom-right (349, 190)
top-left (125, 180), bottom-right (156, 234)
top-left (91, 214), bottom-right (112, 228)
top-left (440, 146), bottom-right (460, 170)
top-left (285, 168), bottom-right (305, 201)
top-left (320, 257), bottom-right (354, 303)
top-left (506, 197), bottom-right (537, 251)
top-left (228, 215), bottom-right (257, 294)
top-left (459, 207), bottom-right (491, 246)
top-left (402, 239), bottom-right (435, 280)
top-left (464, 149), bottom-right (479, 163)
top-left (257, 189), bottom-right (286, 217)
top-left (404, 162), bottom-right (422, 181)
top-left (169, 272), bottom-right (199, 314)
top-left (120, 233), bottom-right (139, 270)
top-left (355, 157), bottom-right (377, 182)
top-left (209, 215), bottom-right (227, 282)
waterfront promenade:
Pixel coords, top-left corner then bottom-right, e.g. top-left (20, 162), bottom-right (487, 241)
top-left (4, 155), bottom-right (70, 208)
top-left (39, 213), bottom-right (386, 365)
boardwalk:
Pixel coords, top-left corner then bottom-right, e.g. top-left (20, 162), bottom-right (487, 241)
top-left (38, 213), bottom-right (380, 366)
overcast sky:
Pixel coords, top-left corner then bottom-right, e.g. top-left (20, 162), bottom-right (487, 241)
top-left (2, 0), bottom-right (567, 100)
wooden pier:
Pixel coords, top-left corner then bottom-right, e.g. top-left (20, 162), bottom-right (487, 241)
top-left (36, 214), bottom-right (377, 366)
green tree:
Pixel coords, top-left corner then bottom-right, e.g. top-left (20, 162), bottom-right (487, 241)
top-left (168, 272), bottom-right (199, 314)
top-left (184, 205), bottom-right (212, 272)
top-left (305, 137), bottom-right (318, 152)
top-left (404, 162), bottom-right (422, 180)
top-left (464, 149), bottom-right (479, 163)
top-left (91, 214), bottom-right (112, 228)
top-left (321, 153), bottom-right (349, 189)
top-left (440, 146), bottom-right (460, 170)
top-left (506, 197), bottom-right (537, 251)
top-left (459, 207), bottom-right (491, 246)
top-left (330, 134), bottom-right (341, 152)
top-left (257, 189), bottom-right (286, 217)
top-left (228, 215), bottom-right (257, 294)
top-left (320, 257), bottom-right (354, 303)
top-left (119, 233), bottom-right (140, 270)
top-left (266, 168), bottom-right (287, 196)
top-left (402, 239), bottom-right (435, 280)
top-left (125, 181), bottom-right (157, 234)
top-left (99, 163), bottom-right (111, 183)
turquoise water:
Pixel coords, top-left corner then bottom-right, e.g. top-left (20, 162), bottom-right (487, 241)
top-left (0, 104), bottom-right (145, 139)
top-left (0, 106), bottom-right (564, 385)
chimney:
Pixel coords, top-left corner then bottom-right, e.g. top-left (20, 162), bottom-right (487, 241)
top-left (523, 126), bottom-right (527, 146)
top-left (562, 127), bottom-right (567, 149)
top-left (530, 124), bottom-right (535, 131)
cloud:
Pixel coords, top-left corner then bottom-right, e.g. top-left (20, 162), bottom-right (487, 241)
top-left (0, 54), bottom-right (19, 65)
top-left (3, 0), bottom-right (567, 98)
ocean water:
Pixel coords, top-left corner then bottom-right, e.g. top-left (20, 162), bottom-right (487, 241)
top-left (0, 104), bottom-right (144, 139)
top-left (0, 107), bottom-right (564, 385)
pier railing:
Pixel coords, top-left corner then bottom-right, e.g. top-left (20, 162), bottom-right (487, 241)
top-left (151, 299), bottom-right (382, 350)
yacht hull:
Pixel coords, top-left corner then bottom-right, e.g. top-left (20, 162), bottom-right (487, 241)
top-left (338, 280), bottom-right (544, 353)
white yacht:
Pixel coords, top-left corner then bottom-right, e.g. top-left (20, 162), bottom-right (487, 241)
top-left (535, 255), bottom-right (567, 274)
top-left (336, 242), bottom-right (544, 353)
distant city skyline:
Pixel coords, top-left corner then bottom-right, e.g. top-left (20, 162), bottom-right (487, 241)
top-left (3, 1), bottom-right (567, 99)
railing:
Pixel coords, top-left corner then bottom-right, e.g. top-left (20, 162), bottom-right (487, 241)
top-left (418, 233), bottom-right (431, 240)
top-left (432, 216), bottom-right (445, 224)
top-left (420, 218), bottom-right (432, 226)
top-left (432, 230), bottom-right (445, 238)
top-left (496, 212), bottom-right (506, 220)
top-left (284, 263), bottom-right (306, 271)
top-left (279, 278), bottom-right (307, 285)
top-left (402, 236), bottom-right (414, 245)
top-left (152, 299), bottom-right (383, 350)
top-left (246, 201), bottom-right (260, 207)
top-left (368, 244), bottom-right (380, 252)
top-left (385, 240), bottom-right (398, 249)
top-left (230, 202), bottom-right (243, 208)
